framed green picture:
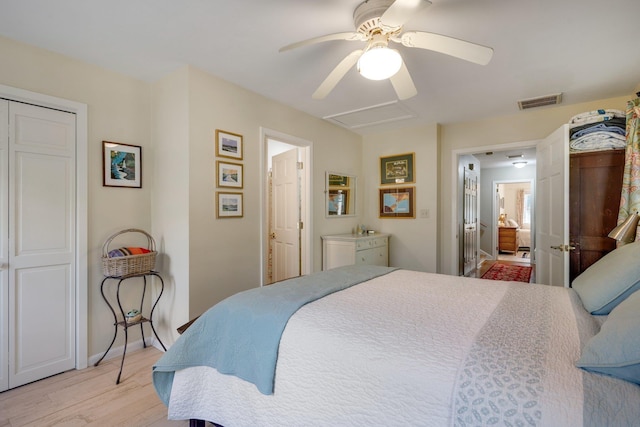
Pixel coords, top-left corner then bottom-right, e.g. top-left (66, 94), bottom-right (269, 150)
top-left (380, 152), bottom-right (415, 185)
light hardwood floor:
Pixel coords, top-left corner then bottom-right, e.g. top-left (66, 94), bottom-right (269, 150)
top-left (0, 348), bottom-right (188, 427)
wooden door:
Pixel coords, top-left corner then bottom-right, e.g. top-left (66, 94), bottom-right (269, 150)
top-left (569, 150), bottom-right (624, 283)
top-left (271, 148), bottom-right (300, 282)
top-left (536, 125), bottom-right (569, 287)
top-left (4, 101), bottom-right (76, 390)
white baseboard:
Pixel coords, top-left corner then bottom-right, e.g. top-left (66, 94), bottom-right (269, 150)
top-left (88, 337), bottom-right (165, 366)
top-left (479, 249), bottom-right (493, 259)
top-left (477, 249), bottom-right (493, 268)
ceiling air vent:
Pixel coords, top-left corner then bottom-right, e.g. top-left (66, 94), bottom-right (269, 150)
top-left (518, 93), bottom-right (562, 110)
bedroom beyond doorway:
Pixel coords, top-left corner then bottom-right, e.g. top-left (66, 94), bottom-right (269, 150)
top-left (496, 180), bottom-right (533, 264)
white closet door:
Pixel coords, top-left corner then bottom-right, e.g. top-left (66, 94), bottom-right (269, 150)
top-left (8, 102), bottom-right (76, 388)
top-left (0, 100), bottom-right (8, 391)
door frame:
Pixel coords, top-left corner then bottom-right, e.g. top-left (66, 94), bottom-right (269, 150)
top-left (450, 139), bottom-right (538, 276)
top-left (259, 127), bottom-right (313, 286)
top-left (0, 84), bottom-right (88, 369)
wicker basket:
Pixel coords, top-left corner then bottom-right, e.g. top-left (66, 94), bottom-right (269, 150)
top-left (102, 228), bottom-right (157, 277)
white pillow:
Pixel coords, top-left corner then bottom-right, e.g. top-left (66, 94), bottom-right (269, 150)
top-left (506, 219), bottom-right (519, 227)
top-left (572, 241), bottom-right (640, 315)
top-left (577, 289), bottom-right (640, 384)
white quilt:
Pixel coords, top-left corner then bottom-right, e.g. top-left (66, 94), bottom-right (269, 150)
top-left (167, 270), bottom-right (640, 426)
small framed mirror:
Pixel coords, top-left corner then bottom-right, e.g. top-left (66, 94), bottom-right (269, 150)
top-left (326, 172), bottom-right (356, 217)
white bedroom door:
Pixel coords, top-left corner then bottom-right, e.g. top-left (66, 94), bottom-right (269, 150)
top-left (271, 148), bottom-right (301, 282)
top-left (535, 125), bottom-right (569, 287)
top-left (462, 165), bottom-right (478, 277)
top-left (0, 100), bottom-right (8, 391)
top-left (1, 100), bottom-right (76, 391)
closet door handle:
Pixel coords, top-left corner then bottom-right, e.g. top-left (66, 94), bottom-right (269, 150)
top-left (550, 244), bottom-right (576, 252)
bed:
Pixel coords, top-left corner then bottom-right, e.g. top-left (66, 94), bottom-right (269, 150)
top-left (153, 257), bottom-right (640, 426)
top-left (506, 219), bottom-right (531, 249)
top-left (518, 227), bottom-right (531, 249)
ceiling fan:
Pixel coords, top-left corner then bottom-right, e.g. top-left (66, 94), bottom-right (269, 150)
top-left (279, 0), bottom-right (493, 100)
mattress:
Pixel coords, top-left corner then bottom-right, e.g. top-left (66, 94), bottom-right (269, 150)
top-left (163, 269), bottom-right (640, 426)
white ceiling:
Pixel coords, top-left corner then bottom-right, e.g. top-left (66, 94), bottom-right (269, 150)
top-left (1, 0), bottom-right (638, 135)
top-left (473, 147), bottom-right (537, 169)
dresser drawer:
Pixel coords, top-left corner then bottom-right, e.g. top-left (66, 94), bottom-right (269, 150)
top-left (322, 234), bottom-right (390, 270)
top-left (498, 227), bottom-right (519, 253)
top-left (355, 237), bottom-right (387, 251)
top-left (500, 235), bottom-right (517, 244)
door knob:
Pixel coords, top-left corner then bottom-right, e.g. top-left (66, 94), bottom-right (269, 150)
top-left (270, 232), bottom-right (276, 240)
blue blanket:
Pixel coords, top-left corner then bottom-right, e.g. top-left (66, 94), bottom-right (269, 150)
top-left (153, 265), bottom-right (397, 403)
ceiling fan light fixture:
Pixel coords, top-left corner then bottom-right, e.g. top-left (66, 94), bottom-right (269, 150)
top-left (357, 46), bottom-right (402, 80)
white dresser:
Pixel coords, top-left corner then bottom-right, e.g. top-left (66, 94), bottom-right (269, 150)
top-left (321, 233), bottom-right (390, 270)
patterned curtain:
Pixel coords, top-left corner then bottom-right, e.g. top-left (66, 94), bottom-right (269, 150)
top-left (515, 189), bottom-right (524, 227)
top-left (617, 98), bottom-right (640, 240)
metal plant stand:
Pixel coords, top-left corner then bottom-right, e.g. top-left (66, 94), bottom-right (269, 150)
top-left (94, 271), bottom-right (166, 384)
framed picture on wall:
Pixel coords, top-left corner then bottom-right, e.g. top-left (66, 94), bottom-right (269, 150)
top-left (102, 141), bottom-right (142, 188)
top-left (379, 186), bottom-right (415, 218)
top-left (215, 129), bottom-right (243, 160)
top-left (216, 161), bottom-right (243, 188)
top-left (216, 192), bottom-right (243, 218)
top-left (380, 152), bottom-right (415, 185)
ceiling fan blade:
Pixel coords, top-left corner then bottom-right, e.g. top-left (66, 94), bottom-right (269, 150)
top-left (390, 62), bottom-right (417, 100)
top-left (279, 32), bottom-right (366, 52)
top-left (380, 0), bottom-right (432, 29)
top-left (312, 50), bottom-right (363, 99)
top-left (400, 31), bottom-right (493, 65)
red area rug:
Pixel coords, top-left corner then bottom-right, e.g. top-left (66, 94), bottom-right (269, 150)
top-left (481, 263), bottom-right (532, 283)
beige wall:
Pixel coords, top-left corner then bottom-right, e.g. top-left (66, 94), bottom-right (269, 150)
top-left (439, 95), bottom-right (630, 274)
top-left (152, 66), bottom-right (364, 344)
top-left (151, 67), bottom-right (191, 347)
top-left (362, 124), bottom-right (440, 272)
top-left (0, 36), bottom-right (153, 356)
